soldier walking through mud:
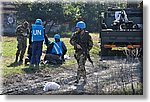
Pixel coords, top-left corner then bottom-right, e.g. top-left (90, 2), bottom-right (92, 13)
top-left (70, 21), bottom-right (93, 84)
top-left (15, 21), bottom-right (29, 64)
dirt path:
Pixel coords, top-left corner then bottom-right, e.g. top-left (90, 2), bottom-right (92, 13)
top-left (1, 56), bottom-right (143, 95)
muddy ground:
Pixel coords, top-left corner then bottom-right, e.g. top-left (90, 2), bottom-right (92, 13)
top-left (1, 56), bottom-right (143, 95)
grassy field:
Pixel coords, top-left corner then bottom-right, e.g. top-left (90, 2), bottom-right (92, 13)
top-left (1, 33), bottom-right (143, 95)
top-left (1, 33), bottom-right (100, 77)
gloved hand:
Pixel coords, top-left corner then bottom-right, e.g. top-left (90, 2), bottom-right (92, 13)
top-left (76, 44), bottom-right (82, 49)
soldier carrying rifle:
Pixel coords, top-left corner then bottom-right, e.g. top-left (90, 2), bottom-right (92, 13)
top-left (70, 21), bottom-right (93, 84)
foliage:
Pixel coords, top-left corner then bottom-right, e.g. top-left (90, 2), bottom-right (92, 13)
top-left (63, 3), bottom-right (81, 23)
top-left (14, 0), bottom-right (130, 32)
top-left (15, 2), bottom-right (64, 23)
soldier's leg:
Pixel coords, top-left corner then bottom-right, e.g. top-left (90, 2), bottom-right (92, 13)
top-left (74, 53), bottom-right (79, 64)
top-left (35, 41), bottom-right (43, 68)
top-left (46, 54), bottom-right (58, 64)
top-left (75, 52), bottom-right (82, 83)
top-left (15, 50), bottom-right (20, 62)
top-left (44, 54), bottom-right (48, 61)
top-left (25, 45), bottom-right (32, 65)
top-left (43, 54), bottom-right (49, 64)
top-left (19, 39), bottom-right (27, 62)
top-left (78, 54), bottom-right (87, 83)
top-left (30, 42), bottom-right (36, 66)
top-left (61, 54), bottom-right (65, 62)
top-left (15, 41), bottom-right (22, 62)
top-left (54, 55), bottom-right (62, 64)
top-left (19, 46), bottom-right (27, 63)
top-left (76, 67), bottom-right (81, 83)
top-left (28, 44), bottom-right (32, 60)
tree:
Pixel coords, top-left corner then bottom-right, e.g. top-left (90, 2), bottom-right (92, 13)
top-left (14, 0), bottom-right (128, 33)
top-left (15, 1), bottom-right (64, 34)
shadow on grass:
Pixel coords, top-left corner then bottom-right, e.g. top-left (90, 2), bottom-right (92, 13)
top-left (7, 62), bottom-right (22, 67)
top-left (22, 67), bottom-right (41, 74)
top-left (43, 63), bottom-right (62, 69)
top-left (22, 64), bottom-right (61, 74)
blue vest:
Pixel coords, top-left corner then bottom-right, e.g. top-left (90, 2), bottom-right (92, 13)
top-left (51, 41), bottom-right (63, 55)
top-left (31, 24), bottom-right (44, 42)
top-left (56, 41), bottom-right (63, 52)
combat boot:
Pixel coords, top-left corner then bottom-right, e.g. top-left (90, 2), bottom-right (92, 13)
top-left (74, 80), bottom-right (79, 84)
top-left (43, 60), bottom-right (49, 64)
top-left (25, 57), bottom-right (30, 65)
top-left (19, 60), bottom-right (23, 65)
top-left (74, 76), bottom-right (80, 84)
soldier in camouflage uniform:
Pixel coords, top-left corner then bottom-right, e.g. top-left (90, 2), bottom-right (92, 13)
top-left (15, 21), bottom-right (30, 64)
top-left (70, 21), bottom-right (93, 84)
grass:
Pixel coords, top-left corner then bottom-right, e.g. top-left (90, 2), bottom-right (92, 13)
top-left (1, 33), bottom-right (143, 95)
top-left (2, 37), bottom-right (17, 57)
top-left (1, 33), bottom-right (100, 77)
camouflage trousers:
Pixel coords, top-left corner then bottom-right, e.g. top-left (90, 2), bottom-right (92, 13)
top-left (74, 51), bottom-right (87, 81)
top-left (15, 37), bottom-right (27, 62)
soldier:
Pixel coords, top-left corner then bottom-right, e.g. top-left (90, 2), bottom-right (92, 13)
top-left (15, 21), bottom-right (29, 64)
top-left (29, 19), bottom-right (48, 68)
top-left (43, 34), bottom-right (67, 64)
top-left (25, 21), bottom-right (48, 65)
top-left (70, 21), bottom-right (93, 84)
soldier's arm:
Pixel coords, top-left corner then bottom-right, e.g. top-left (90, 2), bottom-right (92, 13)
top-left (27, 28), bottom-right (30, 38)
top-left (70, 33), bottom-right (77, 47)
top-left (29, 28), bottom-right (32, 45)
top-left (43, 27), bottom-right (49, 46)
top-left (62, 41), bottom-right (67, 55)
top-left (88, 35), bottom-right (93, 51)
top-left (44, 34), bottom-right (49, 46)
top-left (15, 26), bottom-right (20, 36)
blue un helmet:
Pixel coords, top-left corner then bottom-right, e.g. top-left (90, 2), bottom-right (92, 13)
top-left (35, 19), bottom-right (42, 25)
top-left (54, 34), bottom-right (60, 39)
top-left (76, 21), bottom-right (86, 29)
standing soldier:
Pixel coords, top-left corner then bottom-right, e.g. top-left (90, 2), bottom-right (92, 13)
top-left (15, 21), bottom-right (29, 64)
top-left (70, 21), bottom-right (93, 84)
top-left (29, 19), bottom-right (48, 68)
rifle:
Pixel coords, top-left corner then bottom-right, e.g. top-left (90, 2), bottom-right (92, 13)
top-left (85, 50), bottom-right (94, 67)
top-left (76, 33), bottom-right (94, 66)
top-left (87, 53), bottom-right (94, 66)
top-left (80, 46), bottom-right (94, 67)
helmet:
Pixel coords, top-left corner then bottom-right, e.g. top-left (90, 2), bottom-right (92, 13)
top-left (35, 19), bottom-right (42, 25)
top-left (54, 34), bottom-right (60, 39)
top-left (76, 21), bottom-right (86, 29)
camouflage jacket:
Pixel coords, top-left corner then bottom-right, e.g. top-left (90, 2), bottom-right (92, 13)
top-left (70, 31), bottom-right (93, 52)
top-left (16, 25), bottom-right (30, 40)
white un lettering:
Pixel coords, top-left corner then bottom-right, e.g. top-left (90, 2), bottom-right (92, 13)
top-left (33, 30), bottom-right (42, 35)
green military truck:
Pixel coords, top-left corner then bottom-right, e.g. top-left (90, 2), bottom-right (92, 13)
top-left (100, 8), bottom-right (143, 58)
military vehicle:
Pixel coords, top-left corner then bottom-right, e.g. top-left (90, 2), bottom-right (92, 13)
top-left (99, 8), bottom-right (143, 58)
